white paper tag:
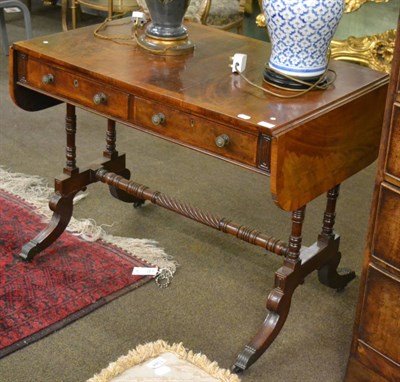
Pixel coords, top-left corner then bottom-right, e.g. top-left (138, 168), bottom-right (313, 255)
top-left (257, 121), bottom-right (276, 128)
top-left (4, 7), bottom-right (21, 13)
top-left (154, 366), bottom-right (171, 376)
top-left (146, 356), bottom-right (167, 369)
top-left (132, 267), bottom-right (158, 276)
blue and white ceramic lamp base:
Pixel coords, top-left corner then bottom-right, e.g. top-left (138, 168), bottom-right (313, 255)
top-left (262, 0), bottom-right (344, 89)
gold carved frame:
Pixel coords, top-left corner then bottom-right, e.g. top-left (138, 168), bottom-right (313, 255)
top-left (256, 0), bottom-right (396, 73)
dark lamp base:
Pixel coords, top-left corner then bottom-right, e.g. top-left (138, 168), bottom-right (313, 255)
top-left (263, 68), bottom-right (327, 90)
top-left (137, 33), bottom-right (194, 56)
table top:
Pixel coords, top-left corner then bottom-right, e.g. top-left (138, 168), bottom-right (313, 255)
top-left (10, 20), bottom-right (389, 211)
top-left (10, 19), bottom-right (387, 136)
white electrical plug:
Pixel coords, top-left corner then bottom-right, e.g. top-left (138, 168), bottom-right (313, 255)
top-left (131, 11), bottom-right (147, 27)
top-left (230, 53), bottom-right (247, 73)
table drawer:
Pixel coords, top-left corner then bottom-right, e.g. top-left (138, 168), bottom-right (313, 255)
top-left (357, 266), bottom-right (400, 380)
top-left (386, 103), bottom-right (400, 180)
top-left (133, 97), bottom-right (258, 166)
top-left (371, 182), bottom-right (400, 270)
top-left (25, 59), bottom-right (129, 120)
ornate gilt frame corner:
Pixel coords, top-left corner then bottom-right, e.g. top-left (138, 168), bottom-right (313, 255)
top-left (330, 29), bottom-right (396, 73)
top-left (255, 0), bottom-right (395, 73)
top-left (332, 0), bottom-right (394, 73)
top-left (344, 0), bottom-right (389, 13)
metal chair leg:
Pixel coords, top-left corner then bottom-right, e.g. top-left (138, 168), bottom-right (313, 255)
top-left (0, 9), bottom-right (9, 56)
top-left (0, 0), bottom-right (32, 56)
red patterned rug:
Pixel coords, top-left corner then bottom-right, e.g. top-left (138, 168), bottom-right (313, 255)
top-left (0, 169), bottom-right (175, 359)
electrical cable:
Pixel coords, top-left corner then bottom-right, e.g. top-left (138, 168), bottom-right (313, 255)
top-left (235, 62), bottom-right (337, 98)
top-left (93, 18), bottom-right (337, 98)
top-left (93, 16), bottom-right (185, 54)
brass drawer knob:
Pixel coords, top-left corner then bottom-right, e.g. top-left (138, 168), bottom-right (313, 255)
top-left (215, 134), bottom-right (230, 148)
top-left (93, 92), bottom-right (108, 105)
top-left (151, 112), bottom-right (166, 126)
top-left (42, 74), bottom-right (54, 85)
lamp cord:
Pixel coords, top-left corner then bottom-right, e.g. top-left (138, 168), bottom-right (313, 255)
top-left (93, 18), bottom-right (337, 97)
top-left (93, 17), bottom-right (139, 45)
top-left (236, 63), bottom-right (337, 99)
top-left (93, 16), bottom-right (182, 54)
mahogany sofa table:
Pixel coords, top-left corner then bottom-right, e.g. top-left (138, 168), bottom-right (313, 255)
top-left (9, 21), bottom-right (389, 372)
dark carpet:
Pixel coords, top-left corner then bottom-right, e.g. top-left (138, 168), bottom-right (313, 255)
top-left (0, 189), bottom-right (152, 359)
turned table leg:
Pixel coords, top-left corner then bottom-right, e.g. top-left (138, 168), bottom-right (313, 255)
top-left (20, 105), bottom-right (80, 260)
top-left (104, 119), bottom-right (118, 159)
top-left (233, 206), bottom-right (306, 372)
top-left (64, 104), bottom-right (79, 175)
top-left (233, 184), bottom-right (358, 371)
top-left (104, 120), bottom-right (146, 207)
top-left (19, 113), bottom-right (136, 261)
top-left (317, 185), bottom-right (356, 290)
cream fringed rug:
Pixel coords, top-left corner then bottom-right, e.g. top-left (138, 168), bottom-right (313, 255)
top-left (0, 168), bottom-right (178, 358)
top-left (87, 340), bottom-right (241, 382)
top-left (0, 167), bottom-right (177, 285)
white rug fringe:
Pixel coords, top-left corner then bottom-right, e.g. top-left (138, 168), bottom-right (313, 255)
top-left (87, 340), bottom-right (241, 382)
top-left (0, 167), bottom-right (177, 285)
